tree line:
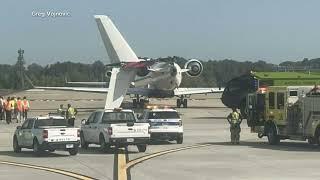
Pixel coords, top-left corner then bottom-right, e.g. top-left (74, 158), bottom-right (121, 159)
top-left (1, 56), bottom-right (319, 89)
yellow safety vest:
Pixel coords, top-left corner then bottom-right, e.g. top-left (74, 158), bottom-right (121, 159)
top-left (230, 112), bottom-right (240, 124)
top-left (68, 107), bottom-right (76, 118)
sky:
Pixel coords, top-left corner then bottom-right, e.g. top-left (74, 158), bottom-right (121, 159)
top-left (0, 0), bottom-right (320, 65)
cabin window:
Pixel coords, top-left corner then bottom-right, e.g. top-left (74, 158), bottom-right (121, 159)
top-left (277, 92), bottom-right (285, 109)
top-left (289, 91), bottom-right (298, 97)
top-left (269, 92), bottom-right (275, 109)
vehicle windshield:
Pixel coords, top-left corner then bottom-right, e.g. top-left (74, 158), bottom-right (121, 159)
top-left (148, 111), bottom-right (180, 119)
top-left (101, 112), bottom-right (136, 123)
top-left (34, 118), bottom-right (70, 128)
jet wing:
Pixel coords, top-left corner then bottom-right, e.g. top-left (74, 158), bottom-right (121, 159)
top-left (33, 86), bottom-right (151, 95)
top-left (104, 67), bottom-right (136, 109)
top-left (66, 81), bottom-right (107, 86)
top-left (34, 86), bottom-right (108, 93)
top-left (174, 88), bottom-right (224, 96)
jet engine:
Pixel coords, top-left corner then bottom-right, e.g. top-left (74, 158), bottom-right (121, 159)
top-left (184, 59), bottom-right (203, 77)
top-left (136, 66), bottom-right (149, 77)
top-left (106, 71), bottom-right (112, 78)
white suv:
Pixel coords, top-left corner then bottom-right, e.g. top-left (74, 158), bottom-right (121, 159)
top-left (140, 107), bottom-right (183, 144)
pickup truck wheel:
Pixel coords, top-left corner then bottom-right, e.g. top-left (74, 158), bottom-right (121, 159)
top-left (133, 99), bottom-right (137, 108)
top-left (68, 147), bottom-right (78, 156)
top-left (13, 136), bottom-right (21, 153)
top-left (99, 134), bottom-right (109, 152)
top-left (137, 144), bottom-right (147, 152)
top-left (267, 125), bottom-right (280, 145)
top-left (176, 135), bottom-right (183, 144)
top-left (80, 132), bottom-right (88, 149)
top-left (33, 139), bottom-right (43, 156)
top-left (177, 99), bottom-right (181, 108)
top-left (183, 99), bottom-right (188, 108)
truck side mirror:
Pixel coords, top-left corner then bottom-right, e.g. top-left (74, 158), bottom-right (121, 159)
top-left (81, 119), bottom-right (87, 125)
top-left (16, 126), bottom-right (21, 130)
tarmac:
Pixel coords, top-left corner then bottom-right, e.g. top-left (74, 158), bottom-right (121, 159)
top-left (0, 90), bottom-right (318, 180)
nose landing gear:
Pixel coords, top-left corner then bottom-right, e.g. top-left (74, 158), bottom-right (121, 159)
top-left (132, 95), bottom-right (149, 108)
top-left (177, 95), bottom-right (188, 108)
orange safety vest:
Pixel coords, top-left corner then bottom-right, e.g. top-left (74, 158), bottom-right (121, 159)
top-left (9, 100), bottom-right (15, 110)
top-left (5, 101), bottom-right (11, 111)
top-left (23, 100), bottom-right (30, 111)
top-left (17, 100), bottom-right (23, 112)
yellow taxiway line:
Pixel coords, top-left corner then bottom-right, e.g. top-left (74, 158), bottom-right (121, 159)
top-left (117, 151), bottom-right (128, 180)
top-left (117, 143), bottom-right (212, 180)
top-left (0, 160), bottom-right (96, 180)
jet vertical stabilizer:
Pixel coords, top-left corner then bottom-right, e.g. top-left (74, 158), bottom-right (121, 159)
top-left (94, 15), bottom-right (139, 64)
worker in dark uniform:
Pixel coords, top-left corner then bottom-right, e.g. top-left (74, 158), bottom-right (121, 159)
top-left (227, 108), bottom-right (243, 144)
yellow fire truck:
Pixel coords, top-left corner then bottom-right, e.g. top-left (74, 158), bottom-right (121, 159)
top-left (247, 85), bottom-right (320, 145)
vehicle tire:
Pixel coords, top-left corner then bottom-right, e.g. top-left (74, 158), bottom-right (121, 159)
top-left (33, 139), bottom-right (43, 155)
top-left (139, 99), bottom-right (145, 108)
top-left (177, 99), bottom-right (181, 108)
top-left (80, 132), bottom-right (89, 149)
top-left (137, 144), bottom-right (147, 152)
top-left (315, 128), bottom-right (320, 146)
top-left (183, 99), bottom-right (188, 108)
top-left (267, 125), bottom-right (280, 145)
top-left (133, 99), bottom-right (137, 108)
top-left (258, 133), bottom-right (264, 138)
top-left (13, 136), bottom-right (21, 153)
top-left (176, 134), bottom-right (183, 144)
top-left (99, 134), bottom-right (109, 152)
top-left (68, 147), bottom-right (78, 156)
top-left (48, 149), bottom-right (55, 152)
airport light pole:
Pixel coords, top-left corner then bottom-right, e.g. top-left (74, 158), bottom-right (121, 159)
top-left (17, 48), bottom-right (25, 89)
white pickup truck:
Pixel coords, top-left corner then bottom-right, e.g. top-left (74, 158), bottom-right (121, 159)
top-left (80, 109), bottom-right (150, 152)
top-left (13, 114), bottom-right (80, 155)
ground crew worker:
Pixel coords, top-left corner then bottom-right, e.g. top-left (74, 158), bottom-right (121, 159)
top-left (17, 97), bottom-right (23, 123)
top-left (2, 97), bottom-right (7, 121)
top-left (5, 97), bottom-right (12, 124)
top-left (227, 108), bottom-right (242, 144)
top-left (57, 104), bottom-right (65, 117)
top-left (13, 97), bottom-right (19, 122)
top-left (10, 97), bottom-right (16, 121)
top-left (0, 96), bottom-right (4, 120)
top-left (22, 96), bottom-right (30, 121)
top-left (10, 97), bottom-right (16, 122)
top-left (66, 104), bottom-right (77, 126)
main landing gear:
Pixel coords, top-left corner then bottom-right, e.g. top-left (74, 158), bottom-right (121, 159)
top-left (132, 95), bottom-right (149, 108)
top-left (177, 95), bottom-right (188, 108)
